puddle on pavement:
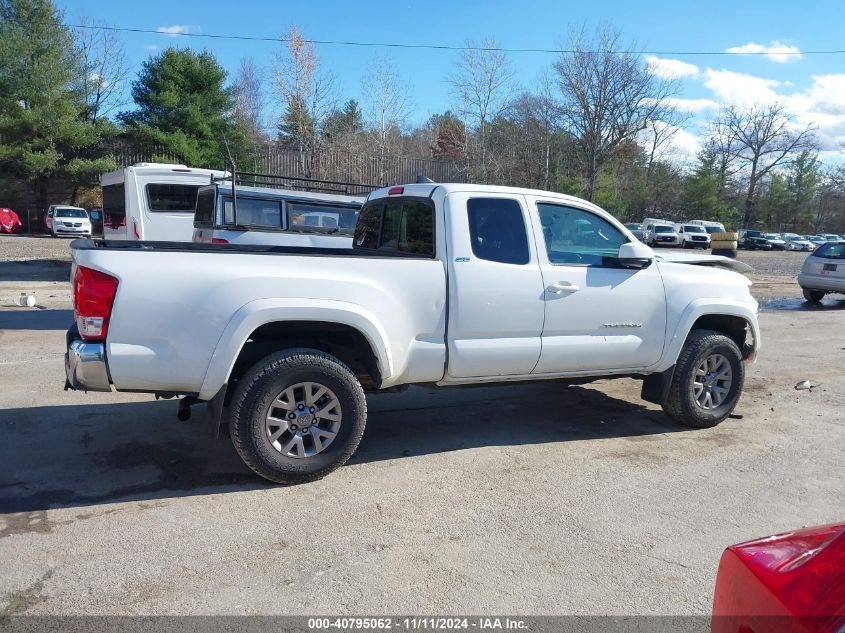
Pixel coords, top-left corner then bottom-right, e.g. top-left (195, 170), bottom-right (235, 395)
top-left (760, 296), bottom-right (845, 311)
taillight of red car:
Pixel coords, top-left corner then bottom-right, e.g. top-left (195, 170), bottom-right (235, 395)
top-left (72, 265), bottom-right (119, 342)
top-left (712, 522), bottom-right (845, 633)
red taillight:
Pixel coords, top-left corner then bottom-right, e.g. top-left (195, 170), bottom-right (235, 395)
top-left (132, 220), bottom-right (140, 240)
top-left (712, 523), bottom-right (845, 632)
top-left (73, 266), bottom-right (119, 342)
top-left (388, 186), bottom-right (404, 195)
top-left (211, 238), bottom-right (229, 244)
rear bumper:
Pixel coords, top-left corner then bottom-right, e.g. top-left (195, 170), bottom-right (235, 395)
top-left (65, 336), bottom-right (112, 392)
top-left (798, 273), bottom-right (845, 293)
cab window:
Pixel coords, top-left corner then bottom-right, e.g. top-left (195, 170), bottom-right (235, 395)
top-left (537, 203), bottom-right (627, 266)
top-left (222, 197), bottom-right (282, 228)
top-left (467, 198), bottom-right (530, 265)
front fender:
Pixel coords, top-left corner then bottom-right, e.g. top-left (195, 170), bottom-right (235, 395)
top-left (653, 298), bottom-right (761, 373)
top-left (197, 298), bottom-right (393, 400)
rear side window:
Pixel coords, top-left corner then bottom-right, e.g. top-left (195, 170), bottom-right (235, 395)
top-left (222, 197), bottom-right (282, 228)
top-left (815, 243), bottom-right (845, 259)
top-left (194, 188), bottom-right (215, 226)
top-left (467, 198), bottom-right (530, 265)
top-left (354, 198), bottom-right (435, 256)
top-left (146, 184), bottom-right (200, 212)
top-left (288, 202), bottom-right (359, 236)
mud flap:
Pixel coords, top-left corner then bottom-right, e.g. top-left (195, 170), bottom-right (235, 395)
top-left (641, 366), bottom-right (675, 405)
top-left (206, 384), bottom-right (227, 439)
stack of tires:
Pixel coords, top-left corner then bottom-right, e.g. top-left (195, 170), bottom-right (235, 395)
top-left (710, 232), bottom-right (738, 258)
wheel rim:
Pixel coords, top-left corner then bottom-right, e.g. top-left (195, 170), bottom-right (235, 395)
top-left (265, 382), bottom-right (342, 458)
top-left (692, 354), bottom-right (733, 410)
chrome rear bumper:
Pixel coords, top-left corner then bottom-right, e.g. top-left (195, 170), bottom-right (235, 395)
top-left (65, 338), bottom-right (112, 392)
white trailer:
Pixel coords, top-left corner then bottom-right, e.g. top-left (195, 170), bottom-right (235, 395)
top-left (101, 163), bottom-right (225, 242)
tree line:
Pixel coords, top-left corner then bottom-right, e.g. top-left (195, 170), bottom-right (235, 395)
top-left (1, 0), bottom-right (844, 231)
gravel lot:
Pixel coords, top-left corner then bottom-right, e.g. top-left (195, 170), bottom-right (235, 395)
top-left (1, 234), bottom-right (843, 617)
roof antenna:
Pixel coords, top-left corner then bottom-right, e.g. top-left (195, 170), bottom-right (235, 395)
top-left (222, 136), bottom-right (237, 223)
top-left (416, 175), bottom-right (434, 184)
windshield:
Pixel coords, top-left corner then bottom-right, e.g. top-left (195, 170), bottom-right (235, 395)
top-left (655, 226), bottom-right (674, 233)
top-left (683, 225), bottom-right (705, 233)
top-left (56, 209), bottom-right (87, 218)
top-left (764, 234), bottom-right (782, 239)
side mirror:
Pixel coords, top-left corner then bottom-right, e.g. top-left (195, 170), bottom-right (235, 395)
top-left (619, 241), bottom-right (655, 269)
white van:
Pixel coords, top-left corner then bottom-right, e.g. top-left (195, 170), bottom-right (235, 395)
top-left (687, 220), bottom-right (727, 235)
top-left (101, 163), bottom-right (225, 241)
top-left (192, 181), bottom-right (364, 247)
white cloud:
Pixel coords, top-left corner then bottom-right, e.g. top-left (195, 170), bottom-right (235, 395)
top-left (725, 41), bottom-right (802, 64)
top-left (703, 68), bottom-right (781, 105)
top-left (645, 55), bottom-right (699, 79)
top-left (637, 122), bottom-right (703, 164)
top-left (665, 97), bottom-right (719, 113)
top-left (155, 25), bottom-right (198, 36)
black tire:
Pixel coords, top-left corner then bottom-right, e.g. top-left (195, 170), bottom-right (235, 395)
top-left (663, 329), bottom-right (745, 428)
top-left (229, 348), bottom-right (367, 484)
top-left (711, 248), bottom-right (738, 258)
top-left (802, 288), bottom-right (825, 304)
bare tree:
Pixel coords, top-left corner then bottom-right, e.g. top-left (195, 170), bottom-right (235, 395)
top-left (449, 37), bottom-right (514, 181)
top-left (272, 25), bottom-right (335, 175)
top-left (361, 54), bottom-right (413, 182)
top-left (233, 57), bottom-right (265, 144)
top-left (716, 102), bottom-right (817, 227)
top-left (553, 24), bottom-right (680, 201)
top-left (75, 18), bottom-right (129, 121)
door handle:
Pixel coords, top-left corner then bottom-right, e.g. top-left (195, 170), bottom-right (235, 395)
top-left (546, 281), bottom-right (580, 294)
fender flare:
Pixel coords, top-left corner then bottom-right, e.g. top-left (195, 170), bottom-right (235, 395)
top-left (653, 298), bottom-right (760, 373)
top-left (197, 298), bottom-right (393, 400)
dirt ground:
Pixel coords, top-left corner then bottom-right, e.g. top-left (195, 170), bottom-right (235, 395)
top-left (1, 235), bottom-right (843, 617)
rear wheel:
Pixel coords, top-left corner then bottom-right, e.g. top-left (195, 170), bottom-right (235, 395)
top-left (229, 349), bottom-right (367, 484)
top-left (663, 330), bottom-right (744, 428)
top-left (802, 288), bottom-right (825, 304)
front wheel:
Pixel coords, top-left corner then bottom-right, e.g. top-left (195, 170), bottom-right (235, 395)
top-left (663, 330), bottom-right (744, 428)
top-left (229, 349), bottom-right (367, 484)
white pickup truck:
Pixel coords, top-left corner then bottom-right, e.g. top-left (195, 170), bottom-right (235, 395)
top-left (65, 183), bottom-right (760, 484)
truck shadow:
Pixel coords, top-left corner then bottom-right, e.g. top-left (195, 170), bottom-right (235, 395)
top-left (1, 383), bottom-right (686, 514)
top-left (0, 259), bottom-right (71, 282)
top-left (0, 309), bottom-right (73, 330)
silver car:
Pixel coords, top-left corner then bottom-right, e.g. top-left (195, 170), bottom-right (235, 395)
top-left (782, 235), bottom-right (814, 251)
top-left (798, 241), bottom-right (845, 303)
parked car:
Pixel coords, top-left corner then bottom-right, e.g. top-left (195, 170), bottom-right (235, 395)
top-left (739, 230), bottom-right (772, 250)
top-left (782, 235), bottom-right (814, 251)
top-left (822, 233), bottom-right (841, 242)
top-left (101, 163), bottom-right (225, 241)
top-left (762, 233), bottom-right (786, 250)
top-left (797, 241), bottom-right (845, 303)
top-left (686, 219), bottom-right (726, 235)
top-left (50, 207), bottom-right (91, 237)
top-left (193, 180), bottom-right (364, 247)
top-left (65, 182), bottom-right (760, 484)
top-left (0, 207), bottom-right (22, 233)
top-left (805, 235), bottom-right (828, 247)
top-left (644, 222), bottom-right (681, 247)
top-left (623, 222), bottom-right (644, 241)
top-left (712, 522), bottom-right (845, 632)
top-left (45, 204), bottom-right (86, 234)
top-left (675, 224), bottom-right (711, 249)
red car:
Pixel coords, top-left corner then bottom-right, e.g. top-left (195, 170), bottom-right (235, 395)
top-left (713, 522), bottom-right (845, 632)
top-left (0, 207), bottom-right (22, 233)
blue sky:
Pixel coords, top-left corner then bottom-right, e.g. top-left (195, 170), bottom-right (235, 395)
top-left (60, 0), bottom-right (845, 163)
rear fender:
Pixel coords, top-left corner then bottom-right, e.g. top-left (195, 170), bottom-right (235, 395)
top-left (198, 298), bottom-right (392, 400)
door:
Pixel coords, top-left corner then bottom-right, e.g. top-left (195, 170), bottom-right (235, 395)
top-left (445, 193), bottom-right (545, 378)
top-left (527, 199), bottom-right (667, 374)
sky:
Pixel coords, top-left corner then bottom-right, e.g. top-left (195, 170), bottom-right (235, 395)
top-left (60, 0), bottom-right (845, 164)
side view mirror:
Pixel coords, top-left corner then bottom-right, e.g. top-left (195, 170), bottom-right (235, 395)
top-left (619, 241), bottom-right (655, 269)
